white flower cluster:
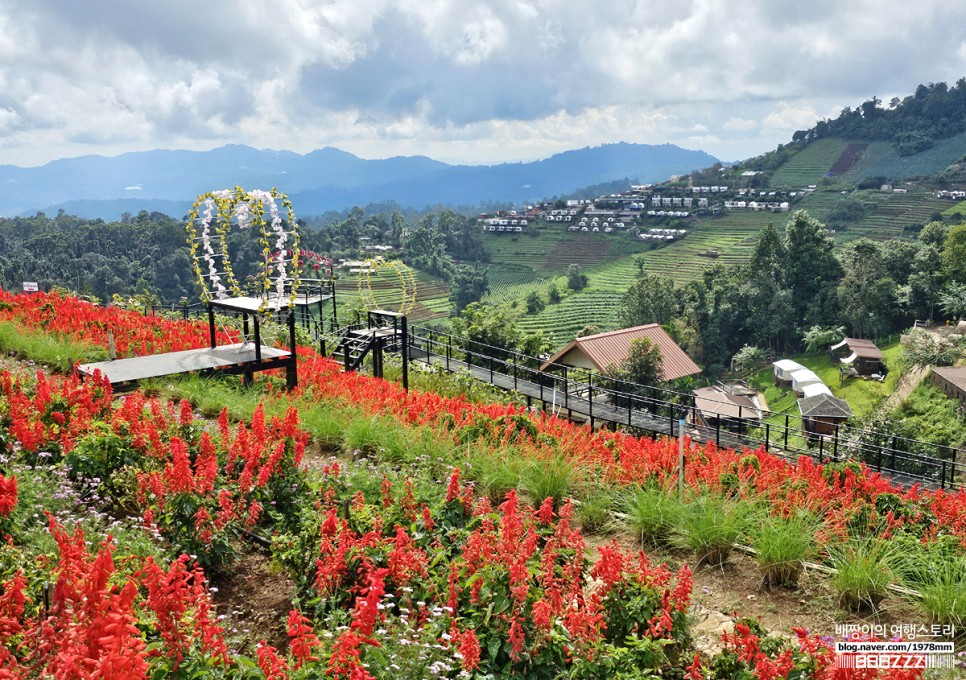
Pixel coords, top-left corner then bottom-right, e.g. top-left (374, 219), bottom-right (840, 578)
top-left (199, 198), bottom-right (227, 299)
top-left (251, 189), bottom-right (289, 311)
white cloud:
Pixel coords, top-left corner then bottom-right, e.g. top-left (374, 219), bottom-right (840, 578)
top-left (2, 1), bottom-right (966, 166)
top-left (762, 102), bottom-right (823, 133)
top-left (722, 118), bottom-right (759, 132)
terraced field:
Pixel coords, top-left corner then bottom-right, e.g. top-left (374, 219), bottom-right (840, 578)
top-left (847, 191), bottom-right (948, 240)
top-left (842, 131), bottom-right (966, 182)
top-left (768, 138), bottom-right (851, 188)
top-left (502, 214), bottom-right (775, 344)
top-left (516, 290), bottom-right (622, 339)
top-left (795, 190), bottom-right (844, 222)
top-left (335, 269), bottom-right (450, 321)
top-left (941, 199), bottom-right (966, 218)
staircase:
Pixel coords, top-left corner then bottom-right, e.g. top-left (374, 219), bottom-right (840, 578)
top-left (331, 328), bottom-right (377, 372)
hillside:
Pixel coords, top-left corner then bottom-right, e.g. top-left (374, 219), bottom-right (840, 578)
top-left (0, 290), bottom-right (963, 677)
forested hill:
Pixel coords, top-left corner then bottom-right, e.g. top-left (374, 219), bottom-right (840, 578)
top-left (793, 80), bottom-right (966, 154)
top-left (0, 142), bottom-right (718, 220)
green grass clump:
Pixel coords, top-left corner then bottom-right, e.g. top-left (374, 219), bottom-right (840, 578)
top-left (829, 539), bottom-right (898, 613)
top-left (342, 414), bottom-right (409, 461)
top-left (462, 446), bottom-right (527, 504)
top-left (521, 455), bottom-right (577, 508)
top-left (0, 320), bottom-right (107, 373)
top-left (751, 512), bottom-right (820, 587)
top-left (147, 374), bottom-right (266, 421)
top-left (575, 485), bottom-right (618, 534)
top-left (623, 485), bottom-right (683, 547)
top-left (894, 537), bottom-right (966, 627)
top-left (674, 494), bottom-right (751, 567)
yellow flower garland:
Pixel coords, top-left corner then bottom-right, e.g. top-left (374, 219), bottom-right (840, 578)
top-left (356, 257), bottom-right (417, 315)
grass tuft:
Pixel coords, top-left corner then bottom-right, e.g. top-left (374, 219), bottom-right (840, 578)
top-left (751, 511), bottom-right (820, 588)
top-left (829, 539), bottom-right (898, 614)
top-left (623, 485), bottom-right (682, 547)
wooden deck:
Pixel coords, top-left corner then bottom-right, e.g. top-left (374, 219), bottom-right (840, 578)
top-left (78, 343), bottom-right (291, 386)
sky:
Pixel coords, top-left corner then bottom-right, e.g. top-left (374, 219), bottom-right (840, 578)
top-left (2, 1), bottom-right (966, 168)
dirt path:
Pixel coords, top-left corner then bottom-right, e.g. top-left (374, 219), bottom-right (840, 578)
top-left (878, 365), bottom-right (928, 415)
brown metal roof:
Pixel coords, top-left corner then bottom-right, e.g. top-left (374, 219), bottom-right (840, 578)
top-left (540, 323), bottom-right (701, 381)
top-left (844, 338), bottom-right (885, 360)
top-left (930, 366), bottom-right (966, 392)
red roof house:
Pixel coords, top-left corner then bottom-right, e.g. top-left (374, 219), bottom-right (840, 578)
top-left (539, 324), bottom-right (701, 382)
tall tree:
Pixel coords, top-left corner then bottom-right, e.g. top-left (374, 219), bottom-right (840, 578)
top-left (836, 239), bottom-right (898, 338)
top-left (449, 264), bottom-right (489, 313)
top-left (941, 222), bottom-right (966, 283)
top-left (783, 210), bottom-right (843, 330)
top-left (618, 274), bottom-right (678, 327)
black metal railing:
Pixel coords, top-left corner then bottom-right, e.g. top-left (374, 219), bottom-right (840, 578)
top-left (403, 325), bottom-right (963, 491)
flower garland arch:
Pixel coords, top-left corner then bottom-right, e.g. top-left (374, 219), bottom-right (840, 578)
top-left (186, 187), bottom-right (301, 314)
top-left (356, 257), bottom-right (417, 315)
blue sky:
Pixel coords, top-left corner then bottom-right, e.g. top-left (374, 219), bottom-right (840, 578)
top-left (2, 0), bottom-right (966, 167)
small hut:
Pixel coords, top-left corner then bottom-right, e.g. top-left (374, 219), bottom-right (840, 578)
top-left (798, 393), bottom-right (852, 438)
top-left (929, 366), bottom-right (966, 404)
top-left (692, 385), bottom-right (762, 433)
top-left (830, 338), bottom-right (885, 376)
top-left (773, 359), bottom-right (805, 386)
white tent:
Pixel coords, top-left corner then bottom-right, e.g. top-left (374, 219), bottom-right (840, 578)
top-left (802, 383), bottom-right (833, 398)
top-left (791, 368), bottom-right (823, 394)
top-left (773, 359), bottom-right (805, 382)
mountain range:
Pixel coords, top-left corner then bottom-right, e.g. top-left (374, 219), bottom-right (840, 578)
top-left (0, 143), bottom-right (718, 220)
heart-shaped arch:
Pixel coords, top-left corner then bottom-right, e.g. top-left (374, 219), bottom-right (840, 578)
top-left (357, 257), bottom-right (417, 315)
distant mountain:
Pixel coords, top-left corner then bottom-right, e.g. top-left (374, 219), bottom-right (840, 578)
top-left (3, 143), bottom-right (719, 219)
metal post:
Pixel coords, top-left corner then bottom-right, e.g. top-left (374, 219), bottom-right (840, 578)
top-left (819, 435), bottom-right (824, 463)
top-left (564, 367), bottom-right (569, 408)
top-left (941, 460), bottom-right (947, 489)
top-left (678, 418), bottom-right (685, 500)
top-left (331, 280), bottom-right (338, 327)
top-left (513, 357), bottom-right (517, 390)
top-left (208, 304), bottom-right (217, 349)
top-left (588, 373), bottom-right (593, 423)
top-left (765, 423), bottom-right (770, 451)
top-left (951, 447), bottom-right (958, 485)
top-left (446, 338), bottom-right (451, 371)
top-left (254, 316), bottom-right (262, 362)
top-left (287, 308), bottom-right (297, 389)
top-left (784, 415), bottom-right (789, 449)
top-left (401, 314), bottom-right (409, 392)
top-left (716, 417), bottom-right (721, 447)
top-left (833, 425), bottom-right (839, 460)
